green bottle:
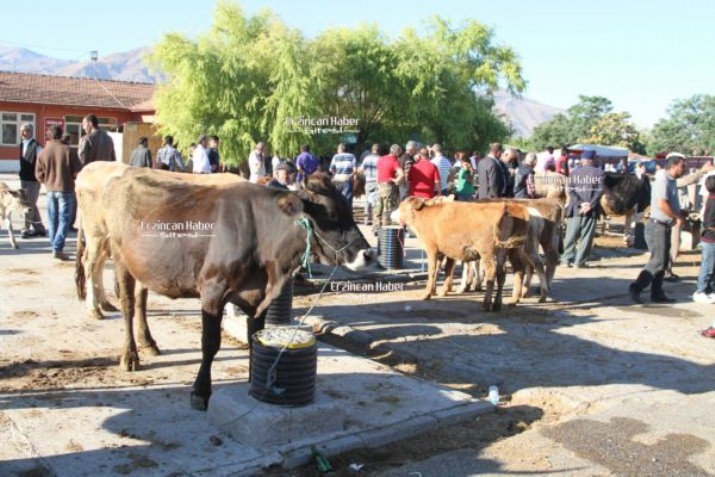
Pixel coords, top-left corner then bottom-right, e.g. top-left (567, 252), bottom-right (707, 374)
top-left (311, 445), bottom-right (332, 473)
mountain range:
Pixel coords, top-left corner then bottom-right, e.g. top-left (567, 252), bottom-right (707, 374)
top-left (0, 45), bottom-right (562, 138)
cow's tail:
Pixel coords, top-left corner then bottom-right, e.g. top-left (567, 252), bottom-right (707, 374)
top-left (494, 202), bottom-right (528, 249)
top-left (75, 210), bottom-right (87, 301)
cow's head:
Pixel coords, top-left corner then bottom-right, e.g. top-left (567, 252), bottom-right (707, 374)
top-left (392, 195), bottom-right (453, 225)
top-left (0, 183), bottom-right (33, 217)
top-left (297, 173), bottom-right (375, 271)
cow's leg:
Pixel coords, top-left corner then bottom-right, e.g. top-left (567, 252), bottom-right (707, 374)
top-left (522, 263), bottom-right (534, 298)
top-left (624, 211), bottom-right (634, 246)
top-left (421, 250), bottom-right (440, 300)
top-left (115, 258), bottom-right (139, 372)
top-left (509, 249), bottom-right (525, 306)
top-left (474, 259), bottom-right (484, 292)
top-left (97, 251), bottom-right (118, 312)
top-left (481, 256), bottom-right (497, 311)
top-left (439, 258), bottom-right (456, 297)
top-left (458, 261), bottom-right (472, 293)
top-left (192, 284), bottom-right (227, 411)
top-left (246, 311), bottom-right (267, 383)
top-left (491, 251), bottom-right (508, 311)
top-left (6, 217), bottom-right (19, 249)
top-left (134, 285), bottom-right (159, 356)
top-left (85, 238), bottom-right (107, 320)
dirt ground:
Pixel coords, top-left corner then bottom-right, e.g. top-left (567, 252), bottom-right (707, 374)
top-left (2, 205), bottom-right (714, 476)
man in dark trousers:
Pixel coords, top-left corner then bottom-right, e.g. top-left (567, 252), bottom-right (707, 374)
top-left (477, 142), bottom-right (506, 199)
top-left (561, 150), bottom-right (604, 268)
top-left (629, 153), bottom-right (687, 304)
top-left (18, 123), bottom-right (47, 238)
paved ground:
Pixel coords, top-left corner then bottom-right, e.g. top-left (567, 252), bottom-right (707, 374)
top-left (1, 175), bottom-right (714, 476)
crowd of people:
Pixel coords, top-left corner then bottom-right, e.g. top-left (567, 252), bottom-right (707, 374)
top-left (15, 124), bottom-right (715, 335)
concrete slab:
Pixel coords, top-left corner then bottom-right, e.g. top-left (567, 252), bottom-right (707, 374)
top-left (208, 344), bottom-right (491, 470)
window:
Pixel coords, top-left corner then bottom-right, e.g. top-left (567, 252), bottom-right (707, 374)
top-left (1, 112), bottom-right (35, 146)
top-left (64, 115), bottom-right (118, 147)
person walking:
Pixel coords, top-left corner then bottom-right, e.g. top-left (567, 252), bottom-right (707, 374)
top-left (129, 136), bottom-right (152, 168)
top-left (78, 114), bottom-right (116, 165)
top-left (561, 150), bottom-right (604, 268)
top-left (628, 153), bottom-right (687, 304)
top-left (18, 123), bottom-right (47, 238)
top-left (35, 125), bottom-right (82, 261)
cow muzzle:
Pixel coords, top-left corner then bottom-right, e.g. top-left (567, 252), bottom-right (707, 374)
top-left (343, 247), bottom-right (377, 271)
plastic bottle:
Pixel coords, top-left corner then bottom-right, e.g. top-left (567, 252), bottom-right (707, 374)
top-left (488, 385), bottom-right (499, 406)
top-left (311, 445), bottom-right (332, 473)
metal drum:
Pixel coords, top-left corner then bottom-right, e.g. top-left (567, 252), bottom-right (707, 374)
top-left (265, 279), bottom-right (294, 326)
top-left (378, 225), bottom-right (405, 269)
top-left (250, 328), bottom-right (317, 406)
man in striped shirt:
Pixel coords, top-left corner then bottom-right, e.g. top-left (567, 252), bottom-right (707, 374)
top-left (358, 143), bottom-right (381, 225)
top-left (430, 143), bottom-right (452, 195)
top-left (329, 143), bottom-right (357, 211)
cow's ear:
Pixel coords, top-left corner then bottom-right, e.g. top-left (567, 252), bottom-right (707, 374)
top-left (277, 193), bottom-right (304, 216)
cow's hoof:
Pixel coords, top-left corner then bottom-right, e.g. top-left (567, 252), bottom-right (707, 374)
top-left (420, 293), bottom-right (432, 301)
top-left (190, 392), bottom-right (209, 411)
top-left (119, 352), bottom-right (140, 372)
top-left (437, 290), bottom-right (448, 297)
top-left (457, 286), bottom-right (469, 294)
top-left (475, 285), bottom-right (483, 292)
top-left (90, 309), bottom-right (104, 320)
top-left (481, 302), bottom-right (491, 311)
top-left (141, 344), bottom-right (161, 356)
top-left (12, 244), bottom-right (19, 250)
top-left (491, 302), bottom-right (502, 312)
top-left (538, 296), bottom-right (547, 303)
top-left (101, 301), bottom-right (118, 312)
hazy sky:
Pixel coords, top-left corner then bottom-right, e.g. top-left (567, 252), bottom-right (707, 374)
top-left (2, 0), bottom-right (712, 128)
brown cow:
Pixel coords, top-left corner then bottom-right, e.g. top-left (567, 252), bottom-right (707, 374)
top-left (101, 169), bottom-right (375, 410)
top-left (75, 162), bottom-right (244, 322)
top-left (395, 197), bottom-right (530, 311)
top-left (0, 182), bottom-right (33, 249)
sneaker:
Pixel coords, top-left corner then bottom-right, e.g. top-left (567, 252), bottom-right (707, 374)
top-left (701, 327), bottom-right (715, 338)
top-left (628, 284), bottom-right (643, 304)
top-left (693, 292), bottom-right (715, 304)
top-left (53, 251), bottom-right (70, 261)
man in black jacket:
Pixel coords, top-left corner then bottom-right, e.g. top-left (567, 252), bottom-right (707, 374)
top-left (18, 123), bottom-right (47, 238)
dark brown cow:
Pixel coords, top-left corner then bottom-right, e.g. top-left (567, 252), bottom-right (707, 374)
top-left (102, 169), bottom-right (375, 410)
top-left (0, 182), bottom-right (32, 249)
top-left (395, 197), bottom-right (530, 311)
top-left (600, 172), bottom-right (651, 244)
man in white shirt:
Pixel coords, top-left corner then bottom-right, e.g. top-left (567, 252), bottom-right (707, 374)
top-left (248, 142), bottom-right (266, 183)
top-left (430, 143), bottom-right (452, 195)
top-left (192, 135), bottom-right (211, 174)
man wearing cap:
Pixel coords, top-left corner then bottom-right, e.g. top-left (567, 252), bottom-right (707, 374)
top-left (192, 135), bottom-right (211, 174)
top-left (628, 153), bottom-right (687, 304)
top-left (267, 163), bottom-right (290, 190)
top-left (561, 150), bottom-right (604, 268)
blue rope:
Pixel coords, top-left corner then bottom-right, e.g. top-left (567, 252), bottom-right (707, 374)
top-left (296, 216), bottom-right (313, 278)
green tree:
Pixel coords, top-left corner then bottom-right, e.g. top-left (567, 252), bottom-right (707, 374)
top-left (649, 94), bottom-right (715, 155)
top-left (149, 1), bottom-right (525, 165)
top-left (585, 112), bottom-right (646, 154)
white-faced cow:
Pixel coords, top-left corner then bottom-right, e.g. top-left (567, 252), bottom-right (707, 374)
top-left (600, 172), bottom-right (651, 245)
top-left (0, 182), bottom-right (32, 249)
top-left (101, 169), bottom-right (375, 410)
top-left (395, 197), bottom-right (530, 311)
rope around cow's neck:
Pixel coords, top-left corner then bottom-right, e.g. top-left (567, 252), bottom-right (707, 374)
top-left (295, 215), bottom-right (354, 278)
